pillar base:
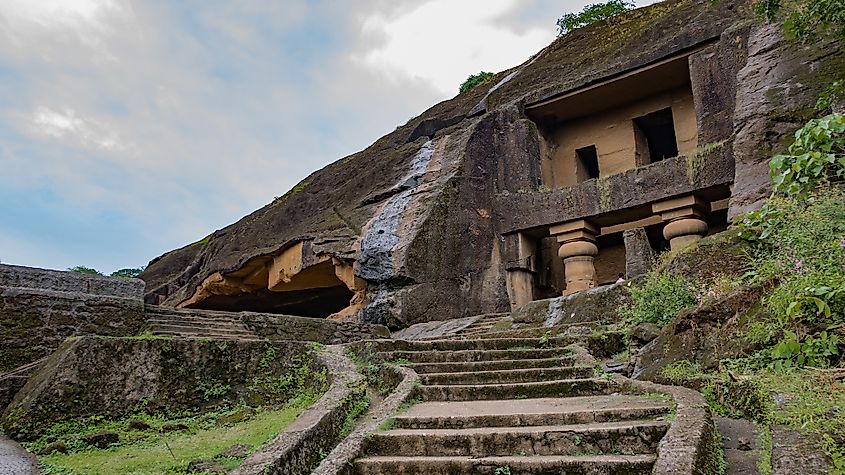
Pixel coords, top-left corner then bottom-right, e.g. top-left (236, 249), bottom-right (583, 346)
top-left (663, 217), bottom-right (708, 251)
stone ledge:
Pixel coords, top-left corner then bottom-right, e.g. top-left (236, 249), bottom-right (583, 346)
top-left (231, 345), bottom-right (365, 475)
top-left (571, 345), bottom-right (719, 475)
top-left (313, 364), bottom-right (419, 475)
top-left (495, 143), bottom-right (732, 234)
top-left (0, 264), bottom-right (144, 299)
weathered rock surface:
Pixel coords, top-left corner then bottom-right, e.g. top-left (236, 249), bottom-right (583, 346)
top-left (511, 283), bottom-right (632, 326)
top-left (1, 337), bottom-right (321, 440)
top-left (187, 458), bottom-right (227, 474)
top-left (135, 0), bottom-right (845, 329)
top-left (771, 426), bottom-right (832, 474)
top-left (729, 25), bottom-right (845, 220)
top-left (633, 285), bottom-right (767, 381)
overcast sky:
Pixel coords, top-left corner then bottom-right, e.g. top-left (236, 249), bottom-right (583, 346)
top-left (0, 0), bottom-right (649, 274)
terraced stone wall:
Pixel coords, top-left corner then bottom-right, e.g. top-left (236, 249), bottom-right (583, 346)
top-left (0, 264), bottom-right (146, 373)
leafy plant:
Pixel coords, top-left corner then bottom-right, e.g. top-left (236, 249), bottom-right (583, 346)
top-left (622, 271), bottom-right (697, 327)
top-left (459, 71), bottom-right (494, 93)
top-left (770, 330), bottom-right (840, 370)
top-left (767, 113), bottom-right (845, 195)
top-left (494, 466), bottom-right (512, 475)
top-left (556, 0), bottom-right (634, 36)
top-left (816, 79), bottom-right (845, 112)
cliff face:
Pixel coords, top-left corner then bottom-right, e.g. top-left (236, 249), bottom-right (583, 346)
top-left (140, 0), bottom-right (844, 328)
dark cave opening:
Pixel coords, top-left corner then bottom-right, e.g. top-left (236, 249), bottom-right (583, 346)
top-left (190, 285), bottom-right (353, 318)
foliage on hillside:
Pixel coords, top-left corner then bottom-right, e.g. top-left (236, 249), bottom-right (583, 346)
top-left (556, 0), bottom-right (635, 36)
top-left (629, 113), bottom-right (845, 471)
top-left (754, 0), bottom-right (845, 40)
top-left (459, 71), bottom-right (495, 93)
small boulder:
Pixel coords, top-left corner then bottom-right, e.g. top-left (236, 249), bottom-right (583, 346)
top-left (630, 323), bottom-right (661, 345)
top-left (81, 431), bottom-right (119, 449)
top-left (186, 458), bottom-right (226, 474)
top-left (220, 443), bottom-right (251, 458)
top-left (39, 441), bottom-right (68, 455)
top-left (160, 423), bottom-right (189, 433)
top-left (127, 419), bottom-right (151, 431)
top-left (215, 407), bottom-right (256, 426)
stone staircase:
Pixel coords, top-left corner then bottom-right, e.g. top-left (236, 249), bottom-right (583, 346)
top-left (353, 336), bottom-right (674, 474)
top-left (145, 306), bottom-right (262, 341)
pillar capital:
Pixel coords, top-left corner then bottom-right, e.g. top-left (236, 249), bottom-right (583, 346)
top-left (652, 195), bottom-right (708, 222)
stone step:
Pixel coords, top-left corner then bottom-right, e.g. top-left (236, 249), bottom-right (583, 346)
top-left (353, 454), bottom-right (657, 474)
top-left (146, 312), bottom-right (243, 323)
top-left (453, 323), bottom-right (598, 340)
top-left (150, 332), bottom-right (265, 342)
top-left (419, 366), bottom-right (595, 385)
top-left (394, 396), bottom-right (672, 429)
top-left (417, 378), bottom-right (613, 402)
top-left (148, 323), bottom-right (255, 336)
top-left (470, 313), bottom-right (512, 322)
top-left (403, 356), bottom-right (576, 374)
top-left (150, 327), bottom-right (257, 337)
top-left (365, 420), bottom-right (669, 457)
top-left (381, 348), bottom-right (570, 364)
top-left (146, 319), bottom-right (249, 331)
top-left (387, 337), bottom-right (574, 352)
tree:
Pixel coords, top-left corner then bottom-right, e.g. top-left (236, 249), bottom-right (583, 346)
top-left (68, 266), bottom-right (103, 276)
top-left (111, 267), bottom-right (145, 278)
top-left (557, 0), bottom-right (635, 36)
top-left (459, 71), bottom-right (495, 93)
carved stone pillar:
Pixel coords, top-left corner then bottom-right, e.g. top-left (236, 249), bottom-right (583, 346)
top-left (653, 195), bottom-right (709, 250)
top-left (550, 220), bottom-right (599, 296)
top-left (504, 233), bottom-right (535, 309)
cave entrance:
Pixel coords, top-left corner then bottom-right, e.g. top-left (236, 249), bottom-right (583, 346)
top-left (190, 285), bottom-right (354, 318)
top-left (179, 241), bottom-right (366, 319)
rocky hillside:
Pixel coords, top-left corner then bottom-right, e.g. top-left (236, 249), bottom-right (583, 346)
top-left (140, 0), bottom-right (844, 329)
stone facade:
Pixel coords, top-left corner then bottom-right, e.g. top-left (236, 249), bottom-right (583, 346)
top-left (137, 0), bottom-right (845, 328)
top-left (0, 264), bottom-right (146, 372)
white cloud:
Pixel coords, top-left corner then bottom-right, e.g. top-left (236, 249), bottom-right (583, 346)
top-left (0, 0), bottom-right (622, 272)
top-left (357, 0), bottom-right (556, 95)
top-left (0, 0), bottom-right (131, 56)
top-left (29, 106), bottom-right (128, 151)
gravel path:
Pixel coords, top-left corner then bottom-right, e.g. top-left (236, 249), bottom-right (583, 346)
top-left (0, 435), bottom-right (38, 475)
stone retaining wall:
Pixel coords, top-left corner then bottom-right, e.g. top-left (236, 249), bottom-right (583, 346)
top-left (1, 337), bottom-right (317, 440)
top-left (0, 264), bottom-right (146, 372)
top-left (231, 346), bottom-right (366, 475)
top-left (240, 312), bottom-right (390, 344)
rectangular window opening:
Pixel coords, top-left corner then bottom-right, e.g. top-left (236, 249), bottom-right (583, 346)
top-left (575, 145), bottom-right (600, 181)
top-left (633, 108), bottom-right (679, 164)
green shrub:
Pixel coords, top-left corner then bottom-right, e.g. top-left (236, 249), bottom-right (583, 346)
top-left (622, 272), bottom-right (697, 327)
top-left (459, 71), bottom-right (494, 93)
top-left (556, 0), bottom-right (634, 36)
top-left (737, 113), bottom-right (845, 370)
top-left (67, 266), bottom-right (102, 276)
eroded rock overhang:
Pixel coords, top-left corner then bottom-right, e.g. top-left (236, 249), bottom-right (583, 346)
top-left (178, 240), bottom-right (365, 319)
